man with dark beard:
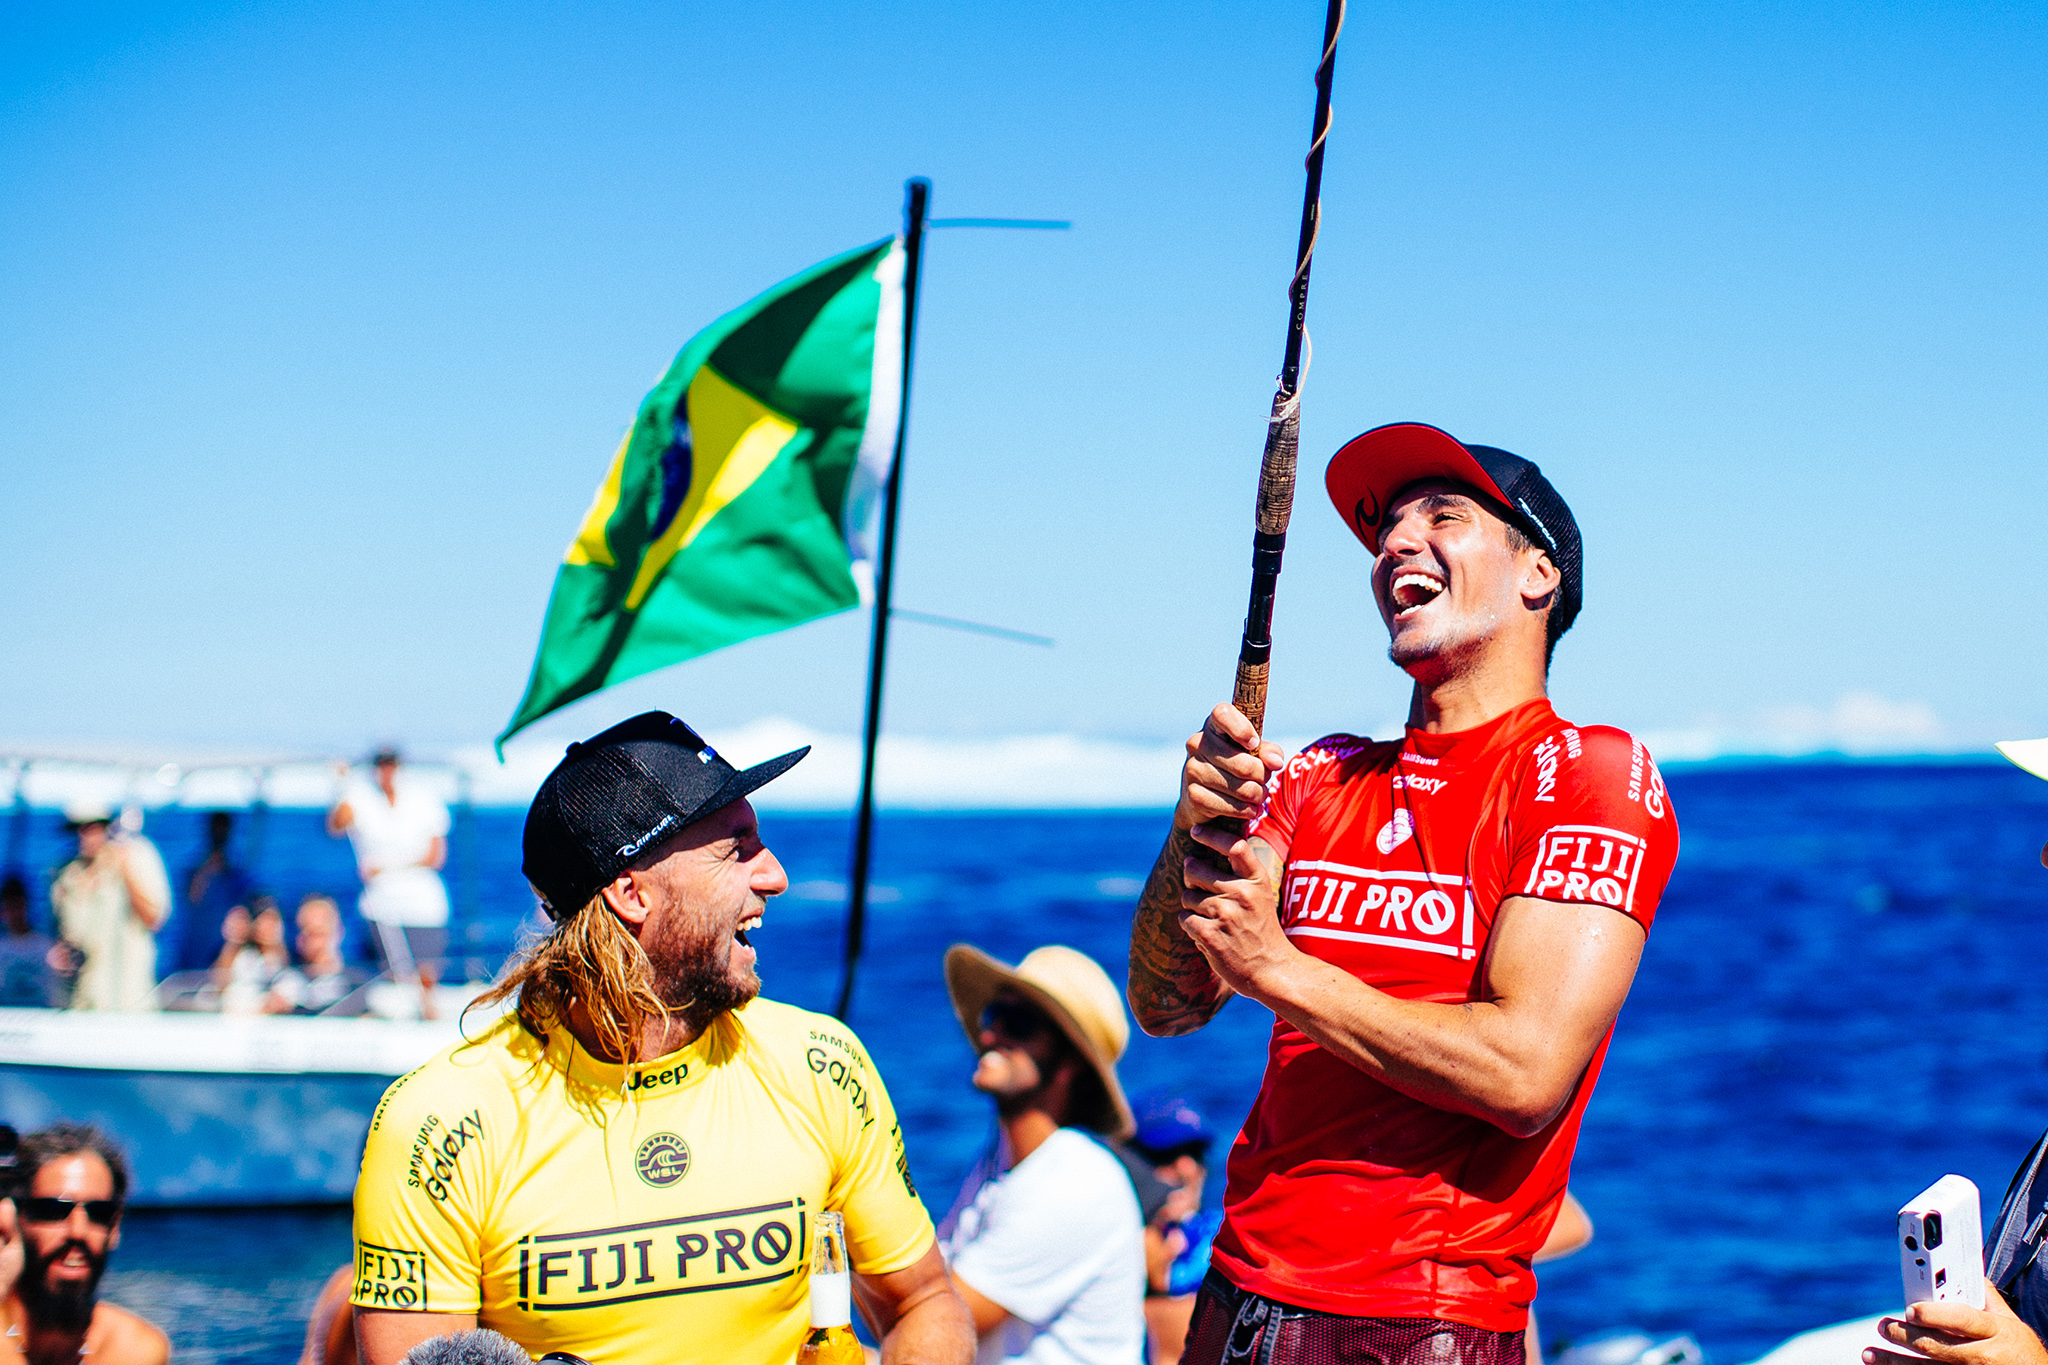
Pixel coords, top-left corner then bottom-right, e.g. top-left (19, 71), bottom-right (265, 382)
top-left (935, 946), bottom-right (1145, 1365)
top-left (6, 1123), bottom-right (169, 1365)
top-left (350, 712), bottom-right (971, 1365)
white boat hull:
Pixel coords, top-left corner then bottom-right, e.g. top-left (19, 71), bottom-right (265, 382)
top-left (0, 1007), bottom-right (472, 1206)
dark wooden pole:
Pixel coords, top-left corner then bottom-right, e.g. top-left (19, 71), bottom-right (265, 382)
top-left (836, 176), bottom-right (930, 1021)
top-left (1231, 0), bottom-right (1344, 740)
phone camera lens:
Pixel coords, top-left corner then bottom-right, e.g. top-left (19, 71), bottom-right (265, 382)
top-left (1905, 1236), bottom-right (1919, 1251)
top-left (1925, 1214), bottom-right (1944, 1251)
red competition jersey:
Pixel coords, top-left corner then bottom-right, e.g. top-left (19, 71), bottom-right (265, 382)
top-left (1213, 698), bottom-right (1679, 1330)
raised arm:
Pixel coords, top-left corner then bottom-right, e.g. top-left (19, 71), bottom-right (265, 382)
top-left (326, 763), bottom-right (356, 837)
top-left (115, 842), bottom-right (170, 932)
top-left (1127, 704), bottom-right (1283, 1038)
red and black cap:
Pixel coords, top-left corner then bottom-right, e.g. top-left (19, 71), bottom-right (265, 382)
top-left (1325, 422), bottom-right (1583, 639)
top-left (521, 711), bottom-right (808, 920)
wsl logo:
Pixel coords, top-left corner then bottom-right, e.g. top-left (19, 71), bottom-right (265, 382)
top-left (635, 1133), bottom-right (691, 1187)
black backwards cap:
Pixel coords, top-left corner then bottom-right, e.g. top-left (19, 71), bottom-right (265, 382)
top-left (1324, 422), bottom-right (1584, 641)
top-left (521, 712), bottom-right (809, 920)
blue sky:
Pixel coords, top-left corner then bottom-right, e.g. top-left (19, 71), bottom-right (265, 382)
top-left (4, 0), bottom-right (2044, 770)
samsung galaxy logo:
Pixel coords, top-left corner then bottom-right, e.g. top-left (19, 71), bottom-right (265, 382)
top-left (617, 814), bottom-right (678, 859)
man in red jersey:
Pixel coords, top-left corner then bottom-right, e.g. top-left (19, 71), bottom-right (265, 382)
top-left (1127, 422), bottom-right (1679, 1365)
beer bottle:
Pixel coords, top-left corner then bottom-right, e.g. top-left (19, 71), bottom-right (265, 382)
top-left (798, 1211), bottom-right (863, 1365)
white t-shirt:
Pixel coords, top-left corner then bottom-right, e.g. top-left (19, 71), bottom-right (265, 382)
top-left (339, 778), bottom-right (451, 926)
top-left (940, 1128), bottom-right (1146, 1365)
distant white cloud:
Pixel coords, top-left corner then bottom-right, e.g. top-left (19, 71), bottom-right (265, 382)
top-left (1640, 690), bottom-right (1957, 763)
top-left (1, 720), bottom-right (1219, 812)
top-left (1, 695), bottom-right (1981, 815)
top-left (672, 718), bottom-right (1194, 810)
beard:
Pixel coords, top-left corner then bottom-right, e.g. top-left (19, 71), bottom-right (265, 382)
top-left (1385, 602), bottom-right (1505, 678)
top-left (20, 1237), bottom-right (105, 1334)
top-left (644, 892), bottom-right (759, 1027)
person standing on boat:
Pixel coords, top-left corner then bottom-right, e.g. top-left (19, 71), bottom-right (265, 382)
top-left (48, 804), bottom-right (169, 1012)
top-left (348, 711), bottom-right (972, 1365)
top-left (1127, 423), bottom-right (1680, 1365)
top-left (0, 1122), bottom-right (169, 1365)
top-left (173, 810), bottom-right (251, 974)
top-left (937, 944), bottom-right (1146, 1365)
top-left (326, 746), bottom-right (449, 1018)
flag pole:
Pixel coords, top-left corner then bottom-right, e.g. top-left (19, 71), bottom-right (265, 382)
top-left (836, 176), bottom-right (930, 1020)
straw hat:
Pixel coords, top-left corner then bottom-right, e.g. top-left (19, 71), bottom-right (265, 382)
top-left (1998, 740), bottom-right (2048, 783)
top-left (943, 943), bottom-right (1135, 1141)
top-left (61, 799), bottom-right (115, 830)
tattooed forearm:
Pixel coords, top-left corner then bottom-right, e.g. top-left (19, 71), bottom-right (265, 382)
top-left (1127, 824), bottom-right (1233, 1036)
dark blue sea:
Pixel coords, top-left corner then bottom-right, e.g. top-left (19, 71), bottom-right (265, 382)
top-left (6, 762), bottom-right (2048, 1365)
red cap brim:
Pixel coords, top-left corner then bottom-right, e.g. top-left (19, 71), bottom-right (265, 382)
top-left (1325, 422), bottom-right (1514, 551)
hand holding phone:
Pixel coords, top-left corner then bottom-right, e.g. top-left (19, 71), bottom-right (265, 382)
top-left (1901, 1174), bottom-right (1987, 1312)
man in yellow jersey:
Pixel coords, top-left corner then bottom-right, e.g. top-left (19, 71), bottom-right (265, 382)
top-left (350, 711), bottom-right (973, 1365)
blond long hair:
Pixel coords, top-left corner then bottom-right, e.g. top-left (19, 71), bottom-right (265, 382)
top-left (475, 895), bottom-right (668, 1064)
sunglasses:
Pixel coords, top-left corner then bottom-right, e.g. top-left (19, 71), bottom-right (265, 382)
top-left (979, 998), bottom-right (1050, 1043)
top-left (18, 1197), bottom-right (118, 1227)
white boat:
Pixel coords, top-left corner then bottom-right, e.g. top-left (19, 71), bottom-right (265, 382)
top-left (0, 1005), bottom-right (487, 1206)
top-left (1742, 1315), bottom-right (1893, 1365)
top-left (0, 746), bottom-right (509, 1206)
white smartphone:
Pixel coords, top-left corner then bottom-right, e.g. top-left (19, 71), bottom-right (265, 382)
top-left (1900, 1174), bottom-right (1986, 1311)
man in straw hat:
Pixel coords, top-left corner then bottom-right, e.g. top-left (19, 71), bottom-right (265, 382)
top-left (1129, 424), bottom-right (1682, 1365)
top-left (350, 712), bottom-right (972, 1365)
top-left (937, 944), bottom-right (1146, 1365)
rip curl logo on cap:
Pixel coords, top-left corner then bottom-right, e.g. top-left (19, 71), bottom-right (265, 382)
top-left (617, 813), bottom-right (678, 859)
top-left (1352, 492), bottom-right (1383, 537)
top-left (635, 1133), bottom-right (690, 1187)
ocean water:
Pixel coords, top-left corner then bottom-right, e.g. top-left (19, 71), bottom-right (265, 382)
top-left (6, 761), bottom-right (2047, 1365)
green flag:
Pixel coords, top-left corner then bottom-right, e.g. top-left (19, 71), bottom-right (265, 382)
top-left (500, 238), bottom-right (905, 749)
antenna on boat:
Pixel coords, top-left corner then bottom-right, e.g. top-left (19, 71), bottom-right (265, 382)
top-left (454, 767), bottom-right (482, 982)
top-left (246, 767), bottom-right (274, 889)
top-left (3, 761), bottom-right (27, 876)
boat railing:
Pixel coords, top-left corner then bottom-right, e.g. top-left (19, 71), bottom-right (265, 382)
top-left (3, 748), bottom-right (497, 1000)
top-left (145, 958), bottom-right (501, 1020)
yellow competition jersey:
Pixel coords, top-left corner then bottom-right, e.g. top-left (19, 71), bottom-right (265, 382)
top-left (351, 998), bottom-right (934, 1365)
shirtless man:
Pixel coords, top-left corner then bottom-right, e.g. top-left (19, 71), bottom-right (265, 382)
top-left (1, 1124), bottom-right (168, 1365)
top-left (1129, 422), bottom-right (1680, 1365)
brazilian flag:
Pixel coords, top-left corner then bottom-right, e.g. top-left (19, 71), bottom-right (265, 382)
top-left (500, 238), bottom-right (905, 748)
